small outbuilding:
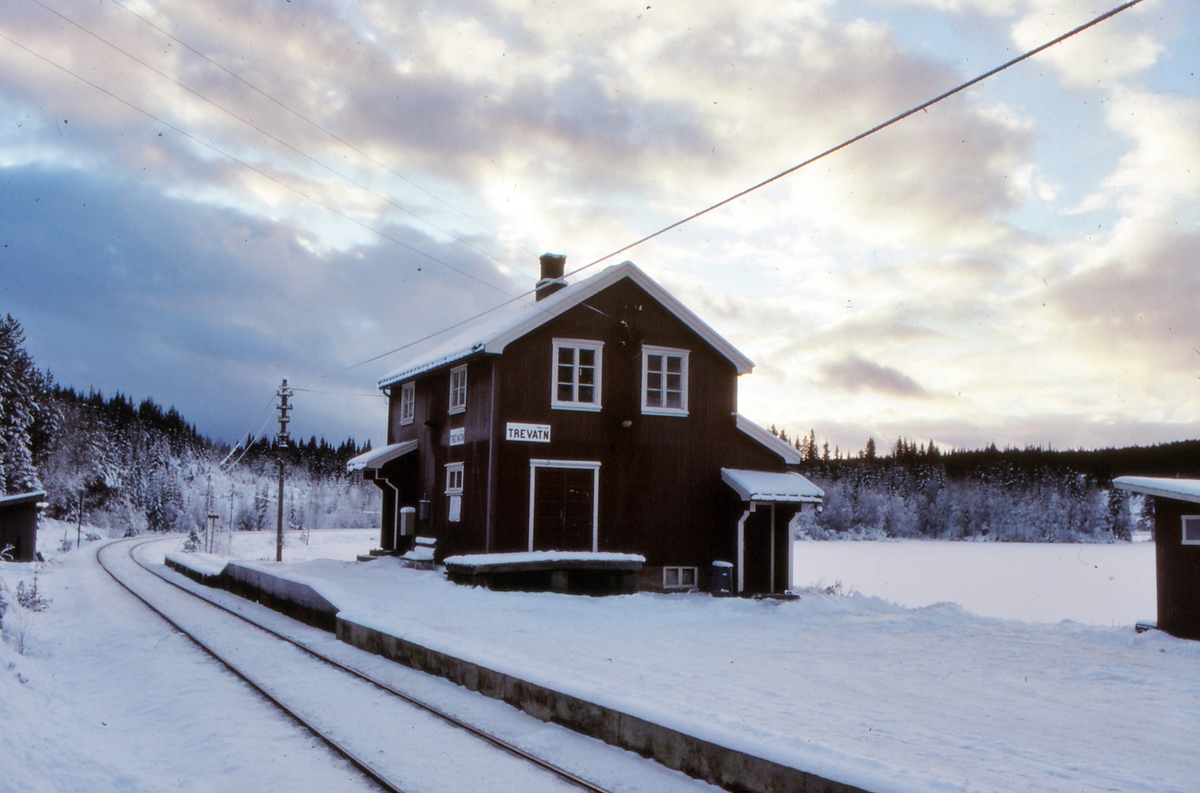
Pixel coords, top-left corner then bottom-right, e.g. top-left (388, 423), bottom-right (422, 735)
top-left (1113, 476), bottom-right (1200, 640)
top-left (0, 490), bottom-right (45, 563)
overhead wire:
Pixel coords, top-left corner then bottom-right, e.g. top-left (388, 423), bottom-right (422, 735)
top-left (101, 0), bottom-right (539, 265)
top-left (309, 0), bottom-right (1146, 382)
top-left (0, 31), bottom-right (523, 300)
top-left (24, 0), bottom-right (532, 286)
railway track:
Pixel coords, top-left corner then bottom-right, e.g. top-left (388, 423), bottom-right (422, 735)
top-left (97, 537), bottom-right (646, 793)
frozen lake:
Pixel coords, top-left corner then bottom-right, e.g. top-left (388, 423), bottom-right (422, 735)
top-left (792, 539), bottom-right (1157, 627)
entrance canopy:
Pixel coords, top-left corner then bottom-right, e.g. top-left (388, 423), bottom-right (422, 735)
top-left (347, 440), bottom-right (418, 473)
top-left (721, 469), bottom-right (823, 503)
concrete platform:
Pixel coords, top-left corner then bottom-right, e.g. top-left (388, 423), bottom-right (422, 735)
top-left (163, 551), bottom-right (866, 793)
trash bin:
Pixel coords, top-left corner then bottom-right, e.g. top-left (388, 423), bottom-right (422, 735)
top-left (711, 561), bottom-right (733, 597)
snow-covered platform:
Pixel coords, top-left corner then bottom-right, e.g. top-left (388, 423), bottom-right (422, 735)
top-left (160, 550), bottom-right (1200, 793)
top-left (442, 551), bottom-right (645, 595)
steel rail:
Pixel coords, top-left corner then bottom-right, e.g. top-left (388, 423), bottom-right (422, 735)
top-left (100, 537), bottom-right (613, 793)
top-left (97, 538), bottom-right (406, 793)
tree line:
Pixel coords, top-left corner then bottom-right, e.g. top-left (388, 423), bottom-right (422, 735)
top-left (0, 314), bottom-right (379, 536)
top-left (769, 429), bottom-right (1188, 542)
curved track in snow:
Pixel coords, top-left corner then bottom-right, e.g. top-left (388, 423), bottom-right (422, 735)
top-left (97, 537), bottom-right (617, 793)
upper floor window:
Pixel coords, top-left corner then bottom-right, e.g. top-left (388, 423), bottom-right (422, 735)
top-left (449, 365), bottom-right (467, 414)
top-left (642, 346), bottom-right (689, 416)
top-left (552, 339), bottom-right (603, 411)
top-left (1184, 516), bottom-right (1200, 545)
top-left (399, 382), bottom-right (415, 426)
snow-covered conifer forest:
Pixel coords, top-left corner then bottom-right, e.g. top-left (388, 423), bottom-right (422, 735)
top-left (0, 315), bottom-right (379, 539)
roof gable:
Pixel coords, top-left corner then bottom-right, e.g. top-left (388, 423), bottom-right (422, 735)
top-left (379, 261), bottom-right (754, 387)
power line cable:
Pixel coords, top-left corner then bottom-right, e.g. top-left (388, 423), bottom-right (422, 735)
top-left (0, 31), bottom-right (522, 300)
top-left (310, 0), bottom-right (1145, 383)
top-left (102, 0), bottom-right (539, 270)
top-left (25, 0), bottom-right (530, 283)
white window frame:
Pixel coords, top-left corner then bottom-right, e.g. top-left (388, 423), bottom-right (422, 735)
top-left (527, 459), bottom-right (601, 552)
top-left (445, 462), bottom-right (464, 523)
top-left (1183, 515), bottom-right (1200, 546)
top-left (663, 566), bottom-right (698, 590)
top-left (398, 381), bottom-right (415, 426)
top-left (551, 338), bottom-right (604, 412)
top-left (448, 365), bottom-right (467, 415)
top-left (445, 463), bottom-right (464, 495)
top-left (641, 346), bottom-right (689, 416)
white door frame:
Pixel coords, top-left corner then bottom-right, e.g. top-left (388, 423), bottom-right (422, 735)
top-left (528, 459), bottom-right (601, 552)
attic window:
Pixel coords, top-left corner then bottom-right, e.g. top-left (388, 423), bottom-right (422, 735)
top-left (642, 346), bottom-right (688, 416)
top-left (552, 339), bottom-right (603, 411)
top-left (399, 382), bottom-right (415, 426)
top-left (449, 365), bottom-right (467, 414)
top-left (1184, 516), bottom-right (1200, 546)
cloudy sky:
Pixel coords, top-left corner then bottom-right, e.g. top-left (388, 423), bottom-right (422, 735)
top-left (1, 0), bottom-right (1196, 455)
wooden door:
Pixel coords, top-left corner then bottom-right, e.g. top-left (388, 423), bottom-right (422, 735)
top-left (533, 467), bottom-right (595, 551)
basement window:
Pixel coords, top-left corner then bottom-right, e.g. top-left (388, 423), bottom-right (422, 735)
top-left (399, 382), bottom-right (415, 426)
top-left (663, 566), bottom-right (697, 589)
top-left (1183, 516), bottom-right (1200, 546)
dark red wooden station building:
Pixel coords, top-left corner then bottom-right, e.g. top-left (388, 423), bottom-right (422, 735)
top-left (1113, 476), bottom-right (1200, 640)
top-left (349, 255), bottom-right (822, 594)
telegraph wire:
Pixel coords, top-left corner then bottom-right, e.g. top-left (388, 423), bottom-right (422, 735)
top-left (25, 0), bottom-right (531, 283)
top-left (0, 31), bottom-right (523, 300)
top-left (308, 0), bottom-right (1145, 383)
top-left (558, 0), bottom-right (1145, 283)
top-left (102, 0), bottom-right (539, 271)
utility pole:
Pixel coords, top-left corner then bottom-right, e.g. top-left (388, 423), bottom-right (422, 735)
top-left (275, 378), bottom-right (293, 563)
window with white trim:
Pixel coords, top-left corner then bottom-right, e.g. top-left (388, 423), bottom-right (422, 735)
top-left (642, 346), bottom-right (688, 415)
top-left (1183, 516), bottom-right (1200, 545)
top-left (448, 365), bottom-right (467, 414)
top-left (552, 339), bottom-right (603, 411)
top-left (399, 382), bottom-right (415, 426)
top-left (445, 463), bottom-right (464, 523)
top-left (663, 566), bottom-right (698, 589)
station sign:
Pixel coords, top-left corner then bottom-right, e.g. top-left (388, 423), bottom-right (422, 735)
top-left (505, 423), bottom-right (551, 442)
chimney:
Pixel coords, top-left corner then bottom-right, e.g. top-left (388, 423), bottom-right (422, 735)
top-left (536, 252), bottom-right (568, 301)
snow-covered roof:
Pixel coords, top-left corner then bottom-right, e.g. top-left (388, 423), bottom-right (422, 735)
top-left (1113, 476), bottom-right (1200, 505)
top-left (0, 490), bottom-right (47, 507)
top-left (378, 261), bottom-right (755, 388)
top-left (444, 550), bottom-right (646, 571)
top-left (346, 440), bottom-right (418, 473)
top-left (721, 469), bottom-right (823, 503)
top-left (735, 414), bottom-right (802, 465)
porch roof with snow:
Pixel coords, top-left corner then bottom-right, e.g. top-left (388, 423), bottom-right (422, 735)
top-left (346, 440), bottom-right (418, 473)
top-left (378, 261), bottom-right (755, 388)
top-left (721, 469), bottom-right (823, 503)
top-left (1113, 476), bottom-right (1200, 505)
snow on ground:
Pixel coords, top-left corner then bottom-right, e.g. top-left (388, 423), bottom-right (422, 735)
top-left (214, 545), bottom-right (1199, 793)
top-left (793, 538), bottom-right (1157, 626)
top-left (0, 521), bottom-right (381, 793)
top-left (5, 522), bottom-right (1197, 793)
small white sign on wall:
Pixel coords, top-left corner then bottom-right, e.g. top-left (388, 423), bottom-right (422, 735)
top-left (449, 427), bottom-right (465, 446)
top-left (506, 422), bottom-right (551, 442)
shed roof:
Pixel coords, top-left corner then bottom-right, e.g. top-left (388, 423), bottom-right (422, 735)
top-left (0, 491), bottom-right (47, 508)
top-left (1113, 476), bottom-right (1200, 505)
top-left (735, 414), bottom-right (802, 465)
top-left (721, 469), bottom-right (823, 503)
top-left (378, 261), bottom-right (755, 387)
top-left (346, 440), bottom-right (418, 473)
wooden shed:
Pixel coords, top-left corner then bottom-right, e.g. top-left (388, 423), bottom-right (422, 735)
top-left (1113, 476), bottom-right (1200, 640)
top-left (0, 490), bottom-right (45, 563)
top-left (350, 256), bottom-right (822, 594)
